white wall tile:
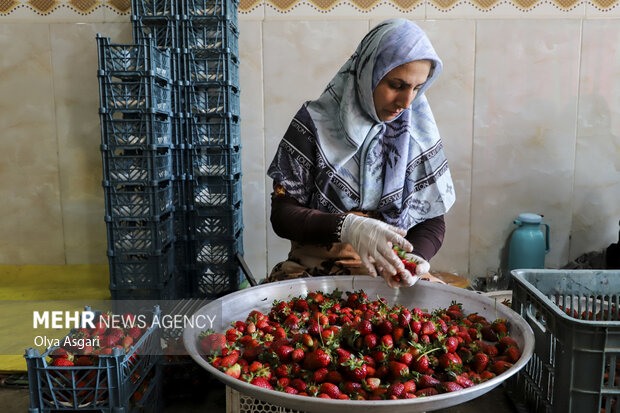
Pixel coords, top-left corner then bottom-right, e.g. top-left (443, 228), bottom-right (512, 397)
top-left (0, 23), bottom-right (65, 264)
top-left (50, 22), bottom-right (131, 265)
top-left (571, 19), bottom-right (620, 259)
top-left (470, 19), bottom-right (581, 277)
top-left (238, 20), bottom-right (268, 279)
top-left (262, 19), bottom-right (369, 274)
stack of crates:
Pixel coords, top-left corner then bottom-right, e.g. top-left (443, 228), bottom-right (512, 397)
top-left (97, 34), bottom-right (180, 300)
top-left (102, 0), bottom-right (244, 299)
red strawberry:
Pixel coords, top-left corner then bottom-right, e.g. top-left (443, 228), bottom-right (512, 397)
top-left (388, 361), bottom-right (409, 379)
top-left (220, 352), bottom-right (239, 369)
top-left (416, 374), bottom-right (440, 389)
top-left (291, 378), bottom-right (307, 392)
top-left (122, 335), bottom-right (133, 350)
top-left (421, 321), bottom-right (436, 336)
top-left (303, 349), bottom-right (331, 370)
top-left (380, 335), bottom-right (394, 350)
top-left (50, 348), bottom-right (71, 359)
top-left (402, 380), bottom-right (416, 394)
top-left (225, 363), bottom-right (241, 379)
top-left (438, 352), bottom-right (462, 370)
top-left (492, 361), bottom-right (513, 375)
top-left (504, 346), bottom-right (521, 363)
top-left (387, 382), bottom-right (405, 398)
top-left (291, 347), bottom-right (305, 363)
top-left (52, 358), bottom-right (74, 367)
top-left (480, 325), bottom-right (498, 342)
top-left (325, 370), bottom-right (343, 384)
top-left (364, 377), bottom-right (381, 391)
top-left (415, 387), bottom-right (439, 397)
top-left (471, 353), bottom-right (489, 374)
top-left (319, 382), bottom-right (342, 399)
top-left (127, 327), bottom-right (142, 339)
top-left (312, 367), bottom-right (328, 383)
top-left (452, 374), bottom-right (474, 388)
top-left (200, 332), bottom-right (226, 355)
top-left (412, 355), bottom-right (429, 373)
top-left (439, 381), bottom-right (464, 393)
top-left (443, 336), bottom-right (459, 353)
top-left (250, 376), bottom-right (273, 390)
top-left (498, 336), bottom-right (519, 353)
top-left (74, 356), bottom-right (93, 366)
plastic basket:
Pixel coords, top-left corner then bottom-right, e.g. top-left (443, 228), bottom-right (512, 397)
top-left (96, 34), bottom-right (171, 81)
top-left (191, 175), bottom-right (242, 209)
top-left (192, 147), bottom-right (241, 178)
top-left (188, 114), bottom-right (240, 147)
top-left (24, 306), bottom-right (161, 412)
top-left (132, 17), bottom-right (179, 50)
top-left (190, 204), bottom-right (243, 239)
top-left (182, 0), bottom-right (238, 23)
top-left (108, 245), bottom-right (175, 290)
top-left (131, 0), bottom-right (176, 18)
top-left (109, 262), bottom-right (178, 299)
top-left (509, 269), bottom-right (620, 413)
top-left (100, 113), bottom-right (172, 149)
top-left (227, 386), bottom-right (300, 413)
top-left (101, 147), bottom-right (173, 185)
top-left (184, 49), bottom-right (239, 87)
top-left (192, 262), bottom-right (244, 298)
top-left (181, 18), bottom-right (238, 54)
top-left (192, 231), bottom-right (242, 264)
top-left (187, 84), bottom-right (239, 116)
top-left (106, 213), bottom-right (175, 255)
top-left (99, 77), bottom-right (172, 114)
top-left (104, 182), bottom-right (174, 219)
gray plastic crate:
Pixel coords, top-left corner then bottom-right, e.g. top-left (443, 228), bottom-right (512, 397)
top-left (509, 269), bottom-right (620, 413)
top-left (108, 244), bottom-right (175, 289)
top-left (132, 17), bottom-right (179, 50)
top-left (104, 182), bottom-right (174, 219)
top-left (100, 113), bottom-right (172, 149)
top-left (192, 146), bottom-right (241, 178)
top-left (188, 114), bottom-right (240, 147)
top-left (96, 34), bottom-right (171, 81)
top-left (131, 0), bottom-right (176, 18)
top-left (191, 174), bottom-right (242, 209)
top-left (106, 213), bottom-right (175, 255)
top-left (101, 147), bottom-right (173, 186)
top-left (184, 49), bottom-right (239, 87)
top-left (182, 0), bottom-right (239, 24)
top-left (181, 18), bottom-right (238, 54)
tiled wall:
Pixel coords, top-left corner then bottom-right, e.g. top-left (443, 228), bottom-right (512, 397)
top-left (1, 2), bottom-right (619, 281)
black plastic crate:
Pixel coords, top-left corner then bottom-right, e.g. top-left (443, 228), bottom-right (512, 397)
top-left (183, 49), bottom-right (239, 87)
top-left (106, 214), bottom-right (175, 255)
top-left (99, 76), bottom-right (172, 115)
top-left (187, 113), bottom-right (240, 147)
top-left (104, 181), bottom-right (174, 219)
top-left (24, 306), bottom-right (161, 412)
top-left (192, 262), bottom-right (244, 298)
top-left (108, 246), bottom-right (175, 290)
top-left (181, 18), bottom-right (238, 54)
top-left (191, 146), bottom-right (241, 178)
top-left (191, 174), bottom-right (242, 209)
top-left (100, 113), bottom-right (172, 149)
top-left (181, 0), bottom-right (238, 23)
top-left (131, 0), bottom-right (176, 18)
top-left (110, 269), bottom-right (181, 301)
top-left (187, 84), bottom-right (239, 116)
top-left (132, 17), bottom-right (179, 50)
top-left (96, 34), bottom-right (171, 81)
top-left (190, 204), bottom-right (243, 239)
top-left (101, 147), bottom-right (173, 185)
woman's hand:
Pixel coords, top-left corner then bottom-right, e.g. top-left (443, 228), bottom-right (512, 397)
top-left (340, 214), bottom-right (413, 278)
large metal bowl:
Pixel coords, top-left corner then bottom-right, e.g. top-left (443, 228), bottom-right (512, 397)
top-left (184, 276), bottom-right (534, 413)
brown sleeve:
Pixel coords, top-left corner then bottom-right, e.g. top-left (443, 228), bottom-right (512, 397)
top-left (270, 193), bottom-right (345, 244)
top-left (406, 215), bottom-right (446, 261)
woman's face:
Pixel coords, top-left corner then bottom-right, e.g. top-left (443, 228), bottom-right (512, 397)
top-left (373, 60), bottom-right (432, 122)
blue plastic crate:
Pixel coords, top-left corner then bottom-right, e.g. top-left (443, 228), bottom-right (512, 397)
top-left (24, 306), bottom-right (161, 412)
top-left (104, 182), bottom-right (174, 219)
top-left (192, 232), bottom-right (242, 265)
top-left (106, 214), bottom-right (175, 255)
top-left (110, 270), bottom-right (179, 300)
top-left (184, 49), bottom-right (239, 87)
top-left (191, 175), bottom-right (242, 209)
top-left (192, 146), bottom-right (241, 178)
top-left (101, 147), bottom-right (173, 185)
top-left (99, 77), bottom-right (172, 115)
top-left (132, 17), bottom-right (179, 50)
top-left (181, 19), bottom-right (238, 54)
top-left (131, 0), bottom-right (176, 18)
top-left (187, 84), bottom-right (239, 116)
top-left (96, 34), bottom-right (171, 81)
top-left (190, 204), bottom-right (243, 239)
top-left (100, 113), bottom-right (172, 149)
top-left (108, 244), bottom-right (175, 289)
top-left (181, 0), bottom-right (238, 23)
top-left (188, 114), bottom-right (240, 147)
top-left (192, 262), bottom-right (244, 298)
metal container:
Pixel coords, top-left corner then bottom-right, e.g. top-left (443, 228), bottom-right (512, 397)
top-left (183, 276), bottom-right (535, 413)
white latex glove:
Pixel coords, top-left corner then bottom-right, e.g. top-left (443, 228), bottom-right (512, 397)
top-left (340, 214), bottom-right (413, 279)
top-left (403, 252), bottom-right (431, 276)
top-left (379, 252), bottom-right (431, 289)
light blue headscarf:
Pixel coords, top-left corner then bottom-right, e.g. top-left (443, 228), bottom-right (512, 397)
top-left (268, 18), bottom-right (455, 229)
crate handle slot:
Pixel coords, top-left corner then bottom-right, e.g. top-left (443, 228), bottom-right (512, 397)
top-left (526, 303), bottom-right (547, 334)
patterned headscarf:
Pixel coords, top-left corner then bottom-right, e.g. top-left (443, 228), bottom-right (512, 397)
top-left (268, 18), bottom-right (455, 229)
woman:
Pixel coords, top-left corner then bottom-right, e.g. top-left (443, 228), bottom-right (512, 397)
top-left (266, 18), bottom-right (455, 288)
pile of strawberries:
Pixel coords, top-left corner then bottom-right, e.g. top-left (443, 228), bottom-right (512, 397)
top-left (48, 312), bottom-right (146, 367)
top-left (200, 289), bottom-right (521, 400)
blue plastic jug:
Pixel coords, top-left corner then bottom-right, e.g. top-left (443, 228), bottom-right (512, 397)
top-left (508, 213), bottom-right (550, 271)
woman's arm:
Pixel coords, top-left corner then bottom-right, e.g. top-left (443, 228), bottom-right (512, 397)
top-left (270, 192), bottom-right (345, 244)
top-left (406, 215), bottom-right (446, 260)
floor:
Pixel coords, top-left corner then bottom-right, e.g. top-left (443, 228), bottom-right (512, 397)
top-left (1, 371), bottom-right (525, 413)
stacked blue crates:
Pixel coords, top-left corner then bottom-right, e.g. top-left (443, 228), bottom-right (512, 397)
top-left (97, 34), bottom-right (178, 300)
top-left (131, 0), bottom-right (244, 299)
